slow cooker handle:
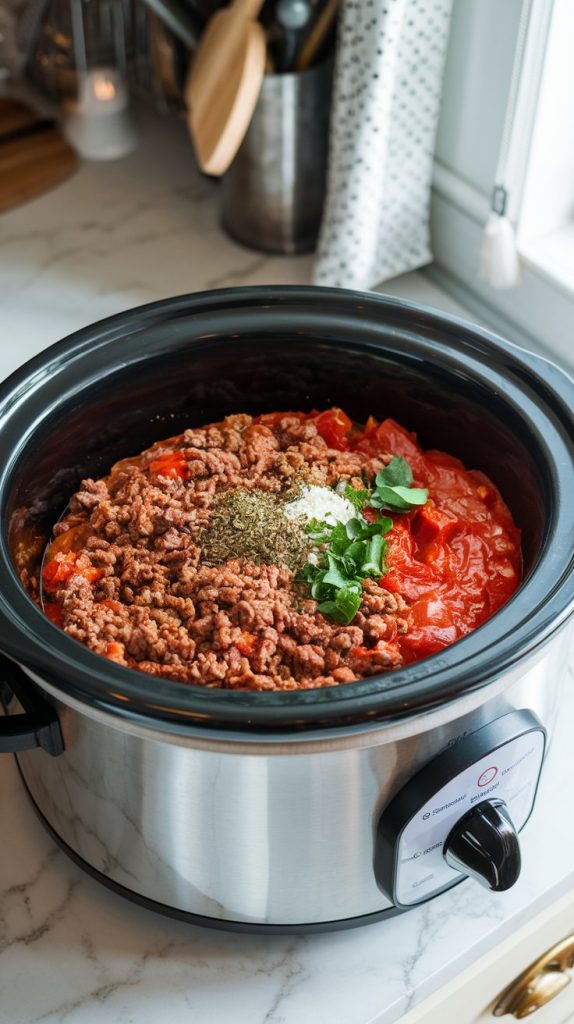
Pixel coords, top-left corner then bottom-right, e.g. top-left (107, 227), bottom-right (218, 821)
top-left (0, 655), bottom-right (64, 757)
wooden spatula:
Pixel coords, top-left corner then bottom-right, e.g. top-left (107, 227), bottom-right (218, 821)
top-left (185, 0), bottom-right (266, 176)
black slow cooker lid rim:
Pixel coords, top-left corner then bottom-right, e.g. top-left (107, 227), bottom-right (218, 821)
top-left (1, 285), bottom-right (574, 732)
top-left (2, 564), bottom-right (573, 733)
top-left (0, 284), bottom-right (572, 406)
top-left (5, 613), bottom-right (570, 735)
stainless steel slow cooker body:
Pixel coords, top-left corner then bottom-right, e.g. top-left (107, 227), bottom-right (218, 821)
top-left (1, 286), bottom-right (574, 932)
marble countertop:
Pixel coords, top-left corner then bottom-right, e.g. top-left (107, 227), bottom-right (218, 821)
top-left (1, 109), bottom-right (573, 1024)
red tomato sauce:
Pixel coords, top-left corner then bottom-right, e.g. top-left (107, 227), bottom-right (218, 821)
top-left (347, 415), bottom-right (521, 664)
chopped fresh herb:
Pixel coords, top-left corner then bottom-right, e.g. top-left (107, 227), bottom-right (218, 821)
top-left (344, 516), bottom-right (392, 540)
top-left (370, 456), bottom-right (429, 512)
top-left (297, 512), bottom-right (391, 625)
top-left (330, 522), bottom-right (351, 554)
top-left (298, 456), bottom-right (427, 624)
top-left (323, 553), bottom-right (352, 589)
top-left (344, 517), bottom-right (364, 539)
top-left (361, 533), bottom-right (386, 576)
top-left (376, 455), bottom-right (413, 487)
top-left (344, 484), bottom-right (370, 513)
top-left (318, 584), bottom-right (362, 625)
top-left (305, 518), bottom-right (333, 544)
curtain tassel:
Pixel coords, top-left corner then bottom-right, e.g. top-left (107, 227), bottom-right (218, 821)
top-left (480, 186), bottom-right (520, 290)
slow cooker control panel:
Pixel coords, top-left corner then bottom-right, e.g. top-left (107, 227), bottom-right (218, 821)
top-left (375, 710), bottom-right (546, 908)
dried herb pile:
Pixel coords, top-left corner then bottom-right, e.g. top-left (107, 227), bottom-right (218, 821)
top-left (201, 488), bottom-right (309, 571)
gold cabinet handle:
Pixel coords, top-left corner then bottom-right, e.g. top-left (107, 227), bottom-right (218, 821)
top-left (493, 934), bottom-right (574, 1018)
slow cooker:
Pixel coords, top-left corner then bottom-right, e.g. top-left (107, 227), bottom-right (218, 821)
top-left (1, 286), bottom-right (573, 933)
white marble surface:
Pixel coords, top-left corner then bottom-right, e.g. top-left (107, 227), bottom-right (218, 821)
top-left (0, 109), bottom-right (470, 380)
top-left (1, 675), bottom-right (574, 1024)
top-left (1, 109), bottom-right (573, 1024)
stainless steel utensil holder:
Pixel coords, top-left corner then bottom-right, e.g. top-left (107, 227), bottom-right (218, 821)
top-left (222, 57), bottom-right (332, 255)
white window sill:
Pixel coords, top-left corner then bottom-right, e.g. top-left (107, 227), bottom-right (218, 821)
top-left (520, 223), bottom-right (574, 300)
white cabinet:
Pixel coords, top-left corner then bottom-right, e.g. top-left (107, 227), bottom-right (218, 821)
top-left (401, 889), bottom-right (574, 1024)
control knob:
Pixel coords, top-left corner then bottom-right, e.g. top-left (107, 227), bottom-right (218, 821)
top-left (443, 798), bottom-right (521, 891)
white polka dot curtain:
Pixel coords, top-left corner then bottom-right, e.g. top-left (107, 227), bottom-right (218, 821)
top-left (314, 0), bottom-right (453, 290)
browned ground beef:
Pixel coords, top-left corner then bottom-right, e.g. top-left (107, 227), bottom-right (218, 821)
top-left (39, 414), bottom-right (409, 690)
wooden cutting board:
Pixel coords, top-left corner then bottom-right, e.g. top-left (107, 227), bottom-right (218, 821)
top-left (0, 99), bottom-right (77, 214)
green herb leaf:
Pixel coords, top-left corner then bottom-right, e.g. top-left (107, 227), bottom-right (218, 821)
top-left (302, 455), bottom-right (425, 626)
top-left (361, 534), bottom-right (386, 577)
top-left (334, 584), bottom-right (362, 623)
top-left (370, 456), bottom-right (429, 512)
top-left (389, 486), bottom-right (428, 506)
top-left (297, 561), bottom-right (321, 584)
top-left (370, 486), bottom-right (412, 510)
top-left (372, 516), bottom-right (394, 536)
top-left (316, 598), bottom-right (337, 616)
top-left (344, 540), bottom-right (368, 570)
top-left (346, 517), bottom-right (393, 540)
top-left (311, 577), bottom-right (332, 601)
top-left (318, 584), bottom-right (362, 625)
top-left (329, 522), bottom-right (351, 555)
top-left (322, 556), bottom-right (351, 589)
top-left (305, 518), bottom-right (333, 543)
top-left (376, 456), bottom-right (413, 488)
top-left (345, 517), bottom-right (365, 539)
top-left (344, 484), bottom-right (370, 513)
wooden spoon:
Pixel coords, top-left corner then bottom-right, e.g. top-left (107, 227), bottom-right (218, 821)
top-left (185, 0), bottom-right (266, 176)
top-left (296, 0), bottom-right (339, 70)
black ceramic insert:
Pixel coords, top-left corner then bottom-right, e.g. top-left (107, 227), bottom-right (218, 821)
top-left (0, 287), bottom-right (573, 734)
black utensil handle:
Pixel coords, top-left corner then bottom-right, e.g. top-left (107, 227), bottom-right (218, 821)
top-left (0, 656), bottom-right (63, 756)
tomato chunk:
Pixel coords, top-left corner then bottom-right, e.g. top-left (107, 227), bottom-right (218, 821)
top-left (149, 451), bottom-right (189, 480)
top-left (411, 503), bottom-right (460, 563)
top-left (43, 551), bottom-right (103, 592)
top-left (400, 594), bottom-right (460, 662)
top-left (44, 602), bottom-right (63, 626)
top-left (315, 408), bottom-right (353, 450)
top-left (236, 632), bottom-right (258, 657)
top-left (105, 641), bottom-right (126, 663)
top-left (47, 522), bottom-right (92, 558)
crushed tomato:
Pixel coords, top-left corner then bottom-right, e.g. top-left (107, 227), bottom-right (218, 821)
top-left (314, 408), bottom-right (353, 450)
top-left (105, 641), bottom-right (125, 663)
top-left (236, 632), bottom-right (258, 657)
top-left (44, 602), bottom-right (63, 626)
top-left (148, 450), bottom-right (190, 480)
top-left (42, 551), bottom-right (104, 592)
top-left (350, 417), bottom-right (521, 665)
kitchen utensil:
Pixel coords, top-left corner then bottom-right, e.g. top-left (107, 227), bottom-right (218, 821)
top-left (1, 287), bottom-right (574, 931)
top-left (0, 98), bottom-right (77, 212)
top-left (148, 11), bottom-right (187, 105)
top-left (141, 0), bottom-right (201, 49)
top-left (273, 0), bottom-right (312, 72)
top-left (184, 0), bottom-right (266, 175)
top-left (296, 0), bottom-right (338, 70)
top-left (222, 56), bottom-right (332, 252)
